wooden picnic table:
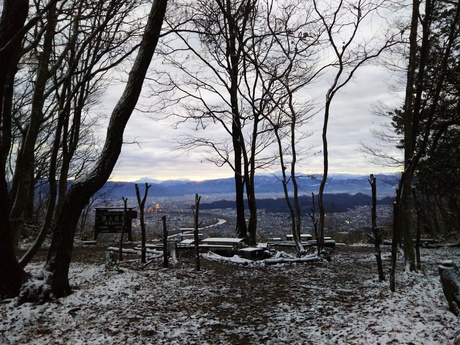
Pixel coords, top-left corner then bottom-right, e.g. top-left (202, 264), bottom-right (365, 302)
top-left (200, 237), bottom-right (244, 251)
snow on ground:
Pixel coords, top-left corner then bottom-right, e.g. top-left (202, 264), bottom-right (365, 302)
top-left (1, 245), bottom-right (459, 344)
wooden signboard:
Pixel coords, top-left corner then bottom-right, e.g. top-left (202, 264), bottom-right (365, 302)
top-left (94, 208), bottom-right (137, 240)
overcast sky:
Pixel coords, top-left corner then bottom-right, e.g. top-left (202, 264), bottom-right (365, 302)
top-left (97, 4), bottom-right (406, 183)
top-left (98, 62), bottom-right (403, 182)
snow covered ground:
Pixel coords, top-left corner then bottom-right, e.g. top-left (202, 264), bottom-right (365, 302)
top-left (1, 245), bottom-right (459, 344)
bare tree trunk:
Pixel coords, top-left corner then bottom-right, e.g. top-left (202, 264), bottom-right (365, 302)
top-left (274, 126), bottom-right (304, 255)
top-left (245, 159), bottom-right (257, 245)
top-left (412, 189), bottom-right (423, 270)
top-left (119, 197), bottom-right (128, 262)
top-left (193, 194), bottom-right (201, 271)
top-left (401, 180), bottom-right (416, 271)
top-left (318, 129), bottom-right (328, 253)
top-left (19, 76), bottom-right (68, 267)
top-left (135, 183), bottom-right (151, 264)
top-left (10, 2), bottom-right (58, 244)
top-left (0, 0), bottom-right (30, 298)
top-left (162, 215), bottom-right (168, 268)
top-left (312, 0), bottom-right (398, 257)
top-left (390, 195), bottom-right (400, 292)
top-left (369, 174), bottom-right (385, 281)
top-left (394, 0), bottom-right (429, 275)
top-left (309, 193), bottom-right (320, 256)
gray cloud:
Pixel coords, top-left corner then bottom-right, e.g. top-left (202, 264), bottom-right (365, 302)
top-left (98, 61), bottom-right (403, 182)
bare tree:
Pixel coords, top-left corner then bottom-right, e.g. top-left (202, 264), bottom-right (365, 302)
top-left (0, 0), bottom-right (168, 300)
top-left (240, 0), bottom-right (321, 251)
top-left (153, 0), bottom-right (257, 242)
top-left (152, 0), bottom-right (322, 246)
top-left (390, 0), bottom-right (460, 291)
top-left (312, 0), bottom-right (399, 253)
top-left (16, 0), bottom-right (150, 268)
top-left (42, 0), bottom-right (168, 299)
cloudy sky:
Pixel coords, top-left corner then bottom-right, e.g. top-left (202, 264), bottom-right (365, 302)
top-left (98, 3), bottom-right (406, 183)
top-left (100, 62), bottom-right (403, 182)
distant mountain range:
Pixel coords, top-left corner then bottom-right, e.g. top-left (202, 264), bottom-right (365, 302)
top-left (101, 174), bottom-right (398, 200)
top-left (200, 192), bottom-right (395, 213)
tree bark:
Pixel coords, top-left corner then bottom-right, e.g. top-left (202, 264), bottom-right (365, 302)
top-left (135, 183), bottom-right (151, 264)
top-left (369, 174), bottom-right (385, 281)
top-left (44, 0), bottom-right (168, 298)
top-left (119, 197), bottom-right (128, 262)
top-left (162, 215), bottom-right (168, 268)
top-left (0, 0), bottom-right (30, 298)
top-left (10, 2), bottom-right (58, 245)
top-left (193, 194), bottom-right (201, 272)
top-left (245, 172), bottom-right (257, 245)
top-left (317, 96), bottom-right (331, 253)
top-left (439, 261), bottom-right (460, 316)
top-left (275, 126), bottom-right (305, 255)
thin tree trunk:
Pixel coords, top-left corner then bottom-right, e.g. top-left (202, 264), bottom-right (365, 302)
top-left (412, 189), bottom-right (423, 270)
top-left (135, 183), bottom-right (151, 264)
top-left (10, 2), bottom-right (58, 243)
top-left (193, 194), bottom-right (201, 272)
top-left (318, 98), bottom-right (331, 253)
top-left (226, 0), bottom-right (248, 240)
top-left (274, 126), bottom-right (304, 255)
top-left (369, 174), bottom-right (385, 281)
top-left (390, 190), bottom-right (401, 292)
top-left (119, 197), bottom-right (128, 262)
top-left (245, 164), bottom-right (257, 245)
top-left (162, 215), bottom-right (168, 268)
top-left (309, 193), bottom-right (319, 255)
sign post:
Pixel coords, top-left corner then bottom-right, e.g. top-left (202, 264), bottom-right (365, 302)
top-left (95, 208), bottom-right (137, 241)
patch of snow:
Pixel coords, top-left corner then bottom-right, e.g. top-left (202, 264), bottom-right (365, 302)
top-left (0, 247), bottom-right (459, 344)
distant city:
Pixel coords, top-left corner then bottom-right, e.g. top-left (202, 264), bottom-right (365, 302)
top-left (86, 174), bottom-right (396, 243)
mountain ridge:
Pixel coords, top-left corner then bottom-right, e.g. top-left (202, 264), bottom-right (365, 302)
top-left (103, 174), bottom-right (398, 199)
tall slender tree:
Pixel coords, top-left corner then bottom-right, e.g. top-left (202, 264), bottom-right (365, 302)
top-left (153, 0), bottom-right (257, 241)
top-left (312, 0), bottom-right (399, 253)
top-left (390, 0), bottom-right (460, 291)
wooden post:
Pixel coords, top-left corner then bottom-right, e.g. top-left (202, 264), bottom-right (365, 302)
top-left (135, 183), bottom-right (151, 264)
top-left (309, 192), bottom-right (320, 255)
top-left (412, 188), bottom-right (422, 270)
top-left (192, 194), bottom-right (202, 271)
top-left (369, 174), bottom-right (385, 281)
top-left (119, 197), bottom-right (128, 262)
top-left (162, 215), bottom-right (168, 268)
top-left (390, 196), bottom-right (400, 292)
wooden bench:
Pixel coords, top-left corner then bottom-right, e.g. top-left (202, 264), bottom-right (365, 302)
top-left (286, 234), bottom-right (313, 241)
top-left (201, 237), bottom-right (244, 250)
top-left (177, 239), bottom-right (195, 248)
